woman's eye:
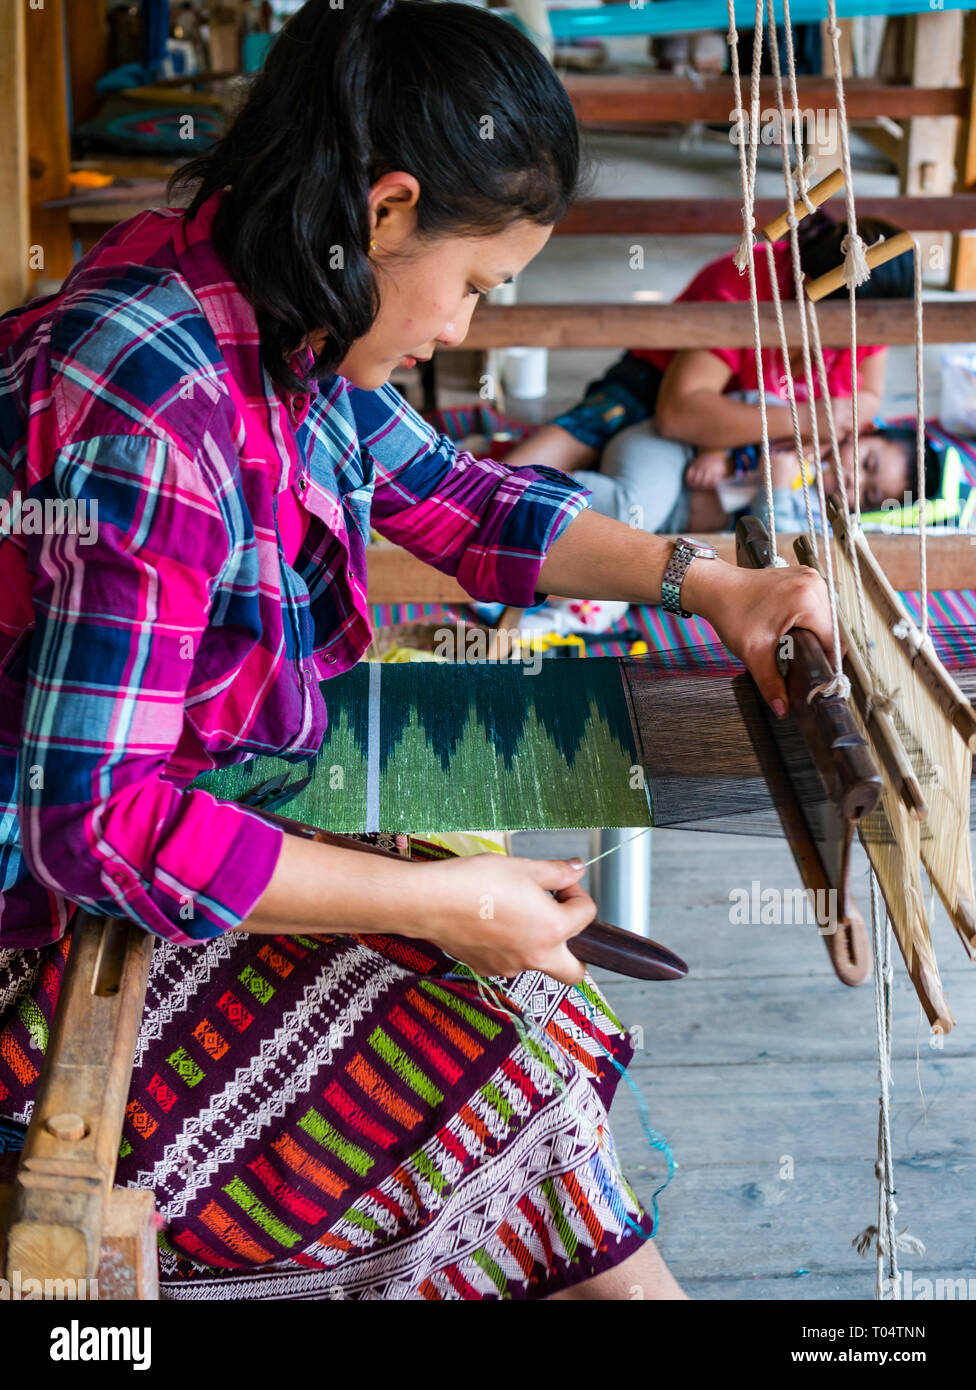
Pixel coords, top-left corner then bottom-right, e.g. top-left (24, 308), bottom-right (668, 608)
top-left (467, 285), bottom-right (486, 300)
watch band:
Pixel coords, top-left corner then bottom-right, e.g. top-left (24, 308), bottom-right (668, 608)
top-left (661, 537), bottom-right (718, 618)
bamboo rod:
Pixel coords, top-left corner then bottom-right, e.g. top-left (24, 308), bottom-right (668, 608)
top-left (761, 169), bottom-right (846, 244)
top-left (804, 231), bottom-right (916, 302)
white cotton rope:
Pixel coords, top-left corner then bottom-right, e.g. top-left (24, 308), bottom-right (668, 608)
top-left (727, 0), bottom-right (782, 563)
top-left (763, 0), bottom-right (847, 689)
top-left (763, 0), bottom-right (822, 559)
top-left (850, 872), bottom-right (925, 1298)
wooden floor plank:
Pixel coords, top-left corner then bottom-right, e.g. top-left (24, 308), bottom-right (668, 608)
top-left (645, 1160), bottom-right (975, 1282)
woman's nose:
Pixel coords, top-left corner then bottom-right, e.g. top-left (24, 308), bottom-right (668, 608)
top-left (436, 301), bottom-right (478, 350)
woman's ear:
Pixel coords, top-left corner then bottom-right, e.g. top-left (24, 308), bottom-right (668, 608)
top-left (367, 172), bottom-right (421, 250)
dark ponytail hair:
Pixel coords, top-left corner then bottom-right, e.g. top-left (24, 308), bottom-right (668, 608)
top-left (796, 212), bottom-right (914, 300)
top-left (171, 0), bottom-right (585, 394)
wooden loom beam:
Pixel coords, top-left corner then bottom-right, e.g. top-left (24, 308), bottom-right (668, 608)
top-left (366, 534), bottom-right (976, 607)
top-left (460, 300), bottom-right (976, 351)
top-left (562, 74), bottom-right (970, 127)
top-left (734, 516), bottom-right (878, 987)
top-left (552, 194), bottom-right (976, 239)
top-left (0, 0), bottom-right (29, 315)
top-left (794, 534), bottom-right (927, 821)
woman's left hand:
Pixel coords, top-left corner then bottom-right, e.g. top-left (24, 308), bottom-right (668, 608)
top-left (682, 559), bottom-right (840, 717)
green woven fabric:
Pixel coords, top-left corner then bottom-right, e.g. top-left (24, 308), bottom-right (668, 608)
top-left (191, 659), bottom-right (651, 833)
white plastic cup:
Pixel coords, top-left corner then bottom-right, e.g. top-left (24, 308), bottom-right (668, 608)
top-left (502, 347), bottom-right (549, 399)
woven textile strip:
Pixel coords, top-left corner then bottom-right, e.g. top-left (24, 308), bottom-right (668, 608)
top-left (0, 837), bottom-right (654, 1301)
top-left (192, 659), bottom-right (653, 832)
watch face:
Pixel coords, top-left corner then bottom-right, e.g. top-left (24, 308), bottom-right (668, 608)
top-left (679, 537), bottom-right (717, 558)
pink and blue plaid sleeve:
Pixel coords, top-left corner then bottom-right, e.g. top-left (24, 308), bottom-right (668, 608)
top-left (350, 383), bottom-right (592, 606)
top-left (17, 432), bottom-right (284, 944)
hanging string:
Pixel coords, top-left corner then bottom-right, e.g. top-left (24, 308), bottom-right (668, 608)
top-left (572, 986), bottom-right (676, 1237)
top-left (763, 0), bottom-right (823, 559)
top-left (759, 0), bottom-right (846, 692)
top-left (825, 0), bottom-right (870, 528)
top-left (809, 2), bottom-right (925, 1297)
top-left (776, 0), bottom-right (818, 215)
top-left (805, 300), bottom-right (875, 703)
top-left (727, 0), bottom-right (783, 564)
top-left (851, 872), bottom-right (925, 1298)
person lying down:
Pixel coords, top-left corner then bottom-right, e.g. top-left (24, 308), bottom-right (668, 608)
top-left (568, 398), bottom-right (943, 539)
top-left (682, 421), bottom-right (944, 535)
top-left (486, 421), bottom-right (943, 638)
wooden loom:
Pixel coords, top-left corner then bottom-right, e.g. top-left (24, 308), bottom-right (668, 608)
top-left (7, 5), bottom-right (976, 1307)
top-left (723, 0), bottom-right (976, 1039)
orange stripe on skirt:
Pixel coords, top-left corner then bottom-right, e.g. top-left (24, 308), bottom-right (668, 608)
top-left (198, 1200), bottom-right (273, 1263)
top-left (561, 1170), bottom-right (606, 1250)
top-left (271, 1132), bottom-right (349, 1200)
top-left (346, 1052), bottom-right (423, 1128)
top-left (405, 988), bottom-right (484, 1061)
top-left (498, 1220), bottom-right (536, 1279)
top-left (317, 1230), bottom-right (357, 1253)
top-left (0, 1033), bottom-right (37, 1086)
top-left (458, 1102), bottom-right (491, 1148)
top-left (545, 1020), bottom-right (598, 1075)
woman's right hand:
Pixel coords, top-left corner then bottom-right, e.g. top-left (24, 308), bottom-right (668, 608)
top-left (414, 853), bottom-right (596, 985)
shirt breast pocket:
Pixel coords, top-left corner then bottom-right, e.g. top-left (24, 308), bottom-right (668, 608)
top-left (339, 447), bottom-right (376, 543)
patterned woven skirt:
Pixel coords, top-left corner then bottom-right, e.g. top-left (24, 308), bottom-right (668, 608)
top-left (0, 836), bottom-right (654, 1300)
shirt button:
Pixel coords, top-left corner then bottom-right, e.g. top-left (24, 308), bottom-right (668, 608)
top-left (298, 478), bottom-right (308, 494)
top-left (109, 869), bottom-right (128, 886)
top-left (324, 654), bottom-right (337, 665)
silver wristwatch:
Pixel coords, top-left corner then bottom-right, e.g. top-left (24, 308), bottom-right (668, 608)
top-left (661, 537), bottom-right (719, 618)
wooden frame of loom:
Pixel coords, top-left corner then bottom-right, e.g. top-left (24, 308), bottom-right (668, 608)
top-left (0, 913), bottom-right (158, 1300)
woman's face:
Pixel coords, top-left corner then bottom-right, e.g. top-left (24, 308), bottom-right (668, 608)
top-left (330, 172), bottom-right (553, 391)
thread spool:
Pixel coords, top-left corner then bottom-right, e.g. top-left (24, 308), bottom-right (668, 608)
top-left (761, 168), bottom-right (845, 243)
top-left (804, 231), bottom-right (915, 303)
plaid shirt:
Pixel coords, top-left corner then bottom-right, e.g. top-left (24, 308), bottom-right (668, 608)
top-left (0, 195), bottom-right (589, 949)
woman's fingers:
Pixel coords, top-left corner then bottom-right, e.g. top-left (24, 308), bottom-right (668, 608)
top-left (521, 856), bottom-right (587, 894)
top-left (537, 945), bottom-right (587, 988)
top-left (717, 565), bottom-right (841, 717)
top-left (551, 881), bottom-right (598, 938)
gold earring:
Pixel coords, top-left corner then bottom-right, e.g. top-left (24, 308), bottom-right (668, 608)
top-left (369, 239), bottom-right (377, 252)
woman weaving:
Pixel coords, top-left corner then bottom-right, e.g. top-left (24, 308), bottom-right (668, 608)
top-left (0, 0), bottom-right (836, 1300)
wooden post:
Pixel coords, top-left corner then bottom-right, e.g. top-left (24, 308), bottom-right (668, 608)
top-left (0, 0), bottom-right (30, 312)
top-left (901, 8), bottom-right (964, 285)
top-left (952, 11), bottom-right (976, 292)
top-left (26, 0), bottom-right (74, 286)
top-left (5, 914), bottom-right (154, 1286)
top-left (67, 0), bottom-right (110, 129)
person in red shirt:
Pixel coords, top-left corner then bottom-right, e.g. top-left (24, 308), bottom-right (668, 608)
top-left (506, 214), bottom-right (911, 481)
